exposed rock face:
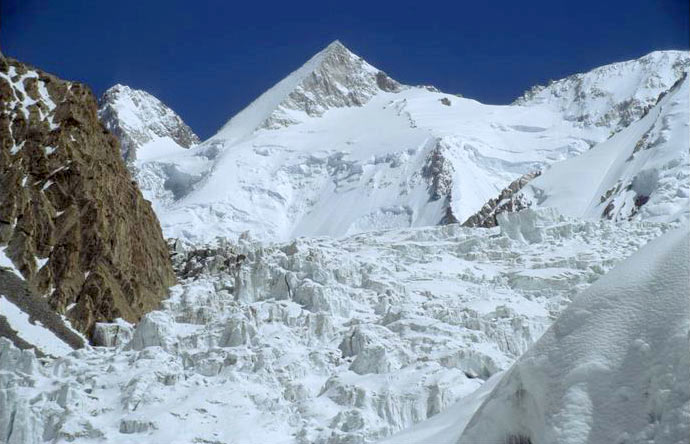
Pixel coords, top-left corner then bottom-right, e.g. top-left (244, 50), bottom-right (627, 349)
top-left (98, 84), bottom-right (199, 163)
top-left (0, 56), bottom-right (175, 336)
top-left (423, 138), bottom-right (455, 203)
top-left (462, 171), bottom-right (541, 228)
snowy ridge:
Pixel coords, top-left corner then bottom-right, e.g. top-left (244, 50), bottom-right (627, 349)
top-left (458, 226), bottom-right (690, 444)
top-left (515, 50), bottom-right (689, 131)
top-left (98, 84), bottom-right (200, 163)
top-left (0, 210), bottom-right (671, 443)
top-left (521, 74), bottom-right (689, 223)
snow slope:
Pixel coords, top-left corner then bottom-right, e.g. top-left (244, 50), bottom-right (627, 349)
top-left (0, 296), bottom-right (73, 357)
top-left (0, 210), bottom-right (670, 443)
top-left (125, 43), bottom-right (687, 243)
top-left (458, 225), bottom-right (690, 444)
top-left (520, 74), bottom-right (689, 223)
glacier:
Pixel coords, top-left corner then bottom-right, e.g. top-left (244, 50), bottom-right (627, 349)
top-left (0, 210), bottom-right (675, 443)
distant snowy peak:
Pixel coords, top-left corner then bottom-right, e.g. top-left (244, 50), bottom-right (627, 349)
top-left (98, 84), bottom-right (200, 163)
top-left (515, 50), bottom-right (690, 131)
top-left (215, 40), bottom-right (403, 142)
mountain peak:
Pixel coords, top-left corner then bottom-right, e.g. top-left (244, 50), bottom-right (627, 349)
top-left (324, 39), bottom-right (346, 52)
top-left (215, 39), bottom-right (402, 142)
top-left (98, 85), bottom-right (200, 163)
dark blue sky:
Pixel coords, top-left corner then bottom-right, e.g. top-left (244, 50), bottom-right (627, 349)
top-left (2, 0), bottom-right (688, 139)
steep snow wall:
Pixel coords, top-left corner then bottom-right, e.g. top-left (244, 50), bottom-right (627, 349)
top-left (458, 226), bottom-right (690, 444)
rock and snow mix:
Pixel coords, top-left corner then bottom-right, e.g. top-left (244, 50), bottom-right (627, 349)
top-left (0, 210), bottom-right (673, 443)
top-left (514, 50), bottom-right (689, 131)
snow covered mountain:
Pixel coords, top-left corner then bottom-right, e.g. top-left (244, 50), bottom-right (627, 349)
top-left (98, 84), bottom-right (200, 164)
top-left (125, 42), bottom-right (687, 243)
top-left (2, 39), bottom-right (688, 444)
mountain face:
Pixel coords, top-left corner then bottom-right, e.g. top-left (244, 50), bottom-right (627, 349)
top-left (124, 43), bottom-right (688, 244)
top-left (465, 73), bottom-right (689, 226)
top-left (215, 40), bottom-right (401, 144)
top-left (0, 56), bottom-right (175, 341)
top-left (98, 84), bottom-right (199, 164)
top-left (519, 74), bottom-right (689, 223)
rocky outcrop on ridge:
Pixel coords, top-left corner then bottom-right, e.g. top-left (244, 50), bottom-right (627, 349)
top-left (462, 171), bottom-right (541, 228)
top-left (216, 40), bottom-right (403, 141)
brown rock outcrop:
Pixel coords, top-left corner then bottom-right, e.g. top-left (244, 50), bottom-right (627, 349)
top-left (461, 171), bottom-right (541, 228)
top-left (0, 56), bottom-right (175, 336)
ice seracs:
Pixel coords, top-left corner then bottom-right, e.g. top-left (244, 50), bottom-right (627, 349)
top-left (0, 209), bottom-right (672, 443)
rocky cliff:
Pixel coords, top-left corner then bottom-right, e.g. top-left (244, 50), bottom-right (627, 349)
top-left (0, 56), bottom-right (175, 337)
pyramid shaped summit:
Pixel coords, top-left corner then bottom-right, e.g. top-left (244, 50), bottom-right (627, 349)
top-left (215, 40), bottom-right (403, 142)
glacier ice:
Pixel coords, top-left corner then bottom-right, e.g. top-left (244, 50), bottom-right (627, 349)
top-left (0, 210), bottom-right (673, 443)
